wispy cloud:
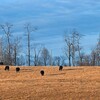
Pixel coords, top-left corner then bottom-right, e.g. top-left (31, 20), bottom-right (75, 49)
top-left (0, 0), bottom-right (99, 55)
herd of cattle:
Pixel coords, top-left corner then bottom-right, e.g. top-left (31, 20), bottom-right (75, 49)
top-left (3, 65), bottom-right (63, 76)
top-left (5, 66), bottom-right (20, 72)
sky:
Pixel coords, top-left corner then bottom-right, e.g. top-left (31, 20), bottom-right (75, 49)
top-left (0, 0), bottom-right (100, 56)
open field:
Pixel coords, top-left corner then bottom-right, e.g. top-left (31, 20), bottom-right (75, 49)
top-left (0, 66), bottom-right (100, 100)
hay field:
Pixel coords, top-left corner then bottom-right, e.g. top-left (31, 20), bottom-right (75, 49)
top-left (0, 66), bottom-right (100, 100)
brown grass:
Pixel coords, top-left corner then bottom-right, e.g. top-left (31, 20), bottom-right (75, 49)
top-left (0, 66), bottom-right (100, 100)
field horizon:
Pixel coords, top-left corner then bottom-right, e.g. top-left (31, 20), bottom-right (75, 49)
top-left (0, 66), bottom-right (100, 100)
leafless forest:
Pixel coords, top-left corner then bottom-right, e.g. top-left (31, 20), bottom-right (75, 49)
top-left (0, 23), bottom-right (100, 66)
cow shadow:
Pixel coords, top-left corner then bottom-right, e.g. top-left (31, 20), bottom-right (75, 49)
top-left (21, 69), bottom-right (33, 72)
top-left (47, 73), bottom-right (66, 76)
top-left (63, 68), bottom-right (83, 71)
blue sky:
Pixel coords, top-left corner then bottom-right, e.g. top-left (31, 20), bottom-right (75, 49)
top-left (0, 0), bottom-right (100, 56)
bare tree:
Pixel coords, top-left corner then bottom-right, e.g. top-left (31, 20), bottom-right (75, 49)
top-left (95, 34), bottom-right (100, 66)
top-left (60, 56), bottom-right (66, 66)
top-left (90, 34), bottom-right (100, 66)
top-left (64, 33), bottom-right (72, 66)
top-left (0, 23), bottom-right (13, 65)
top-left (53, 56), bottom-right (61, 66)
top-left (12, 37), bottom-right (22, 66)
top-left (75, 32), bottom-right (83, 66)
top-left (71, 30), bottom-right (83, 66)
top-left (41, 47), bottom-right (50, 66)
top-left (96, 34), bottom-right (100, 65)
top-left (52, 56), bottom-right (66, 66)
top-left (16, 55), bottom-right (25, 66)
top-left (76, 52), bottom-right (85, 66)
top-left (33, 43), bottom-right (42, 66)
top-left (49, 50), bottom-right (53, 66)
top-left (83, 54), bottom-right (91, 66)
top-left (71, 31), bottom-right (77, 66)
top-left (0, 37), bottom-right (3, 62)
top-left (24, 23), bottom-right (37, 66)
top-left (64, 30), bottom-right (83, 66)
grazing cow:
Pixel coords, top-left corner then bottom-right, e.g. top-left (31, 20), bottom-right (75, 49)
top-left (5, 66), bottom-right (9, 71)
top-left (59, 66), bottom-right (63, 71)
top-left (0, 62), bottom-right (3, 65)
top-left (16, 67), bottom-right (20, 72)
top-left (40, 70), bottom-right (44, 76)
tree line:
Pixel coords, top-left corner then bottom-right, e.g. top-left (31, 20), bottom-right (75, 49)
top-left (64, 30), bottom-right (100, 66)
top-left (0, 23), bottom-right (100, 66)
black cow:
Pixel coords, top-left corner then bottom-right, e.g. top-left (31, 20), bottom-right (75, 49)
top-left (59, 66), bottom-right (63, 71)
top-left (40, 70), bottom-right (44, 76)
top-left (0, 62), bottom-right (3, 65)
top-left (16, 67), bottom-right (20, 72)
top-left (5, 66), bottom-right (9, 71)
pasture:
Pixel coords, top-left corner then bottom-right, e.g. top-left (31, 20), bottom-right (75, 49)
top-left (0, 66), bottom-right (100, 100)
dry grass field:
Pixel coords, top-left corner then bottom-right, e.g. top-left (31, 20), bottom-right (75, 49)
top-left (0, 66), bottom-right (100, 100)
